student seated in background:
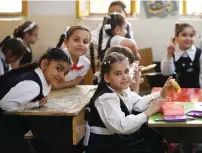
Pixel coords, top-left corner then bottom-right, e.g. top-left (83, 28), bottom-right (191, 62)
top-left (0, 48), bottom-right (71, 153)
top-left (91, 46), bottom-right (142, 93)
top-left (91, 0), bottom-right (134, 45)
top-left (90, 12), bottom-right (140, 64)
top-left (0, 35), bottom-right (26, 76)
top-left (161, 23), bottom-right (202, 88)
top-left (11, 21), bottom-right (39, 68)
top-left (56, 25), bottom-right (91, 89)
top-left (86, 52), bottom-right (175, 153)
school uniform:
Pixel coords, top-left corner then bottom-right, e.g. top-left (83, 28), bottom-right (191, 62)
top-left (86, 85), bottom-right (166, 153)
top-left (0, 67), bottom-right (51, 111)
top-left (63, 48), bottom-right (90, 82)
top-left (0, 49), bottom-right (12, 76)
top-left (20, 45), bottom-right (33, 66)
top-left (91, 20), bottom-right (134, 46)
top-left (161, 45), bottom-right (202, 88)
top-left (0, 67), bottom-right (51, 153)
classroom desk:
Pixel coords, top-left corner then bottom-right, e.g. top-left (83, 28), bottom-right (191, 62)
top-left (149, 102), bottom-right (202, 153)
top-left (5, 85), bottom-right (97, 153)
top-left (152, 87), bottom-right (202, 102)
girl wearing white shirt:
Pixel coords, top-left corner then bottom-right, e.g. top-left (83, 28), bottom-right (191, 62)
top-left (55, 25), bottom-right (91, 89)
top-left (91, 13), bottom-right (140, 64)
top-left (161, 23), bottom-right (202, 88)
top-left (86, 52), bottom-right (174, 153)
top-left (13, 21), bottom-right (39, 66)
top-left (0, 48), bottom-right (71, 153)
top-left (0, 36), bottom-right (26, 76)
top-left (91, 0), bottom-right (134, 45)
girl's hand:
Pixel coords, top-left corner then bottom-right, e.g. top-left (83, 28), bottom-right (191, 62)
top-left (145, 98), bottom-right (166, 117)
top-left (160, 76), bottom-right (175, 98)
top-left (66, 76), bottom-right (83, 88)
top-left (39, 96), bottom-right (47, 106)
top-left (167, 43), bottom-right (175, 60)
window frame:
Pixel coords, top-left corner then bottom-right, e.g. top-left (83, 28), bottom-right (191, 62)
top-left (76, 0), bottom-right (137, 18)
top-left (0, 0), bottom-right (28, 17)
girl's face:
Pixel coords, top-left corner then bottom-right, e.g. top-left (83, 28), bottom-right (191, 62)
top-left (114, 22), bottom-right (127, 37)
top-left (41, 60), bottom-right (70, 87)
top-left (5, 50), bottom-right (20, 63)
top-left (24, 28), bottom-right (39, 45)
top-left (66, 29), bottom-right (90, 57)
top-left (104, 60), bottom-right (131, 94)
top-left (176, 27), bottom-right (195, 50)
top-left (109, 4), bottom-right (126, 17)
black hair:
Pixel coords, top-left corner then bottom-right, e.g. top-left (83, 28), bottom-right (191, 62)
top-left (56, 25), bottom-right (91, 48)
top-left (108, 1), bottom-right (126, 13)
top-left (0, 35), bottom-right (26, 58)
top-left (97, 13), bottom-right (125, 61)
top-left (175, 23), bottom-right (195, 37)
top-left (89, 42), bottom-right (96, 74)
top-left (105, 46), bottom-right (135, 64)
top-left (13, 21), bottom-right (38, 39)
top-left (0, 48), bottom-right (71, 81)
top-left (92, 52), bottom-right (128, 98)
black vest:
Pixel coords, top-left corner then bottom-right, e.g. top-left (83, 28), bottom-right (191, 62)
top-left (88, 86), bottom-right (130, 128)
top-left (125, 24), bottom-right (131, 39)
top-left (20, 47), bottom-right (33, 66)
top-left (174, 48), bottom-right (201, 88)
top-left (0, 70), bottom-right (44, 105)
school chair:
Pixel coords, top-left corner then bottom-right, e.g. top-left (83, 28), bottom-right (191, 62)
top-left (138, 48), bottom-right (168, 89)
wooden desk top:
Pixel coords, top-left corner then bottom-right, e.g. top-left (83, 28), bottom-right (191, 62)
top-left (152, 87), bottom-right (202, 102)
top-left (5, 85), bottom-right (97, 117)
top-left (148, 102), bottom-right (202, 127)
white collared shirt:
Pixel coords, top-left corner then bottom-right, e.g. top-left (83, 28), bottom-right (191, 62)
top-left (161, 45), bottom-right (202, 87)
top-left (92, 87), bottom-right (161, 134)
top-left (0, 67), bottom-right (51, 111)
top-left (0, 50), bottom-right (12, 76)
top-left (63, 48), bottom-right (90, 82)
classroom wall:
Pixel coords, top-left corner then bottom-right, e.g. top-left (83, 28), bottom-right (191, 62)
top-left (0, 1), bottom-right (202, 61)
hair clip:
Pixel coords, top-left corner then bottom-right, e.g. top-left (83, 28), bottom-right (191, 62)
top-left (106, 15), bottom-right (111, 19)
top-left (104, 24), bottom-right (111, 30)
top-left (16, 38), bottom-right (23, 43)
top-left (23, 22), bottom-right (36, 32)
top-left (104, 62), bottom-right (107, 65)
top-left (108, 61), bottom-right (111, 64)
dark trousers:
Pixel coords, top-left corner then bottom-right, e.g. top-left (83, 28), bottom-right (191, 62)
top-left (0, 115), bottom-right (31, 153)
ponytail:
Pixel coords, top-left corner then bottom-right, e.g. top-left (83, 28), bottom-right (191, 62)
top-left (56, 34), bottom-right (65, 48)
top-left (98, 26), bottom-right (104, 60)
top-left (89, 42), bottom-right (96, 74)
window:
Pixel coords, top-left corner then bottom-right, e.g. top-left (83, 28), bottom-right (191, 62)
top-left (76, 0), bottom-right (137, 18)
top-left (76, 0), bottom-right (202, 18)
top-left (180, 0), bottom-right (202, 15)
top-left (0, 0), bottom-right (27, 16)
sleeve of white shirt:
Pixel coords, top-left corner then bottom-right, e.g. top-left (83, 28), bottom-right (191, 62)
top-left (0, 60), bottom-right (4, 76)
top-left (130, 91), bottom-right (161, 112)
top-left (0, 81), bottom-right (40, 111)
top-left (94, 93), bottom-right (148, 134)
top-left (80, 56), bottom-right (90, 76)
top-left (161, 57), bottom-right (175, 75)
top-left (110, 35), bottom-right (126, 47)
top-left (199, 53), bottom-right (202, 87)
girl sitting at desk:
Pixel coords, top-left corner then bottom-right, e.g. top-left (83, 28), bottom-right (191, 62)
top-left (56, 25), bottom-right (91, 89)
top-left (86, 52), bottom-right (175, 153)
top-left (0, 48), bottom-right (71, 153)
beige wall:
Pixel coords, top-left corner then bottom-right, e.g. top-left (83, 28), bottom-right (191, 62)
top-left (1, 1), bottom-right (202, 61)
